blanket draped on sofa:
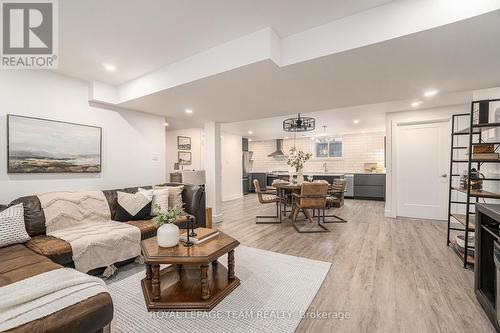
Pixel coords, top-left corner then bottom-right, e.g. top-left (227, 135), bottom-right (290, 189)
top-left (38, 191), bottom-right (141, 273)
top-left (0, 268), bottom-right (109, 332)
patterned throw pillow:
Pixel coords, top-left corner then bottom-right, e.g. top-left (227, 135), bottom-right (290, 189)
top-left (155, 185), bottom-right (183, 209)
top-left (115, 191), bottom-right (152, 222)
top-left (0, 203), bottom-right (30, 247)
top-left (138, 187), bottom-right (169, 216)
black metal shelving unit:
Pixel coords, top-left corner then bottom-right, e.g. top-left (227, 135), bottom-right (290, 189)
top-left (447, 98), bottom-right (500, 268)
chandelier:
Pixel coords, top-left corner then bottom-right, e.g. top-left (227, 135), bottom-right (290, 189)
top-left (282, 113), bottom-right (315, 132)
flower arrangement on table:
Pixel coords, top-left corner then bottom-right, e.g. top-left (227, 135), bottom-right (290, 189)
top-left (286, 148), bottom-right (312, 172)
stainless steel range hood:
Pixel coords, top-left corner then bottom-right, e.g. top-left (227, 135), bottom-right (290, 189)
top-left (268, 139), bottom-right (287, 157)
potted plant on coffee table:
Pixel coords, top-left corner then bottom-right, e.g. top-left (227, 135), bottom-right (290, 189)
top-left (152, 205), bottom-right (185, 247)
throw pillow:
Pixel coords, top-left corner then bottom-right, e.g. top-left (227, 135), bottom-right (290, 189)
top-left (0, 203), bottom-right (30, 247)
top-left (115, 191), bottom-right (152, 222)
top-left (138, 187), bottom-right (169, 215)
top-left (155, 185), bottom-right (184, 209)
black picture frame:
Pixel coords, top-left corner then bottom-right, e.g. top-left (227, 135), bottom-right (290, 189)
top-left (177, 136), bottom-right (191, 150)
top-left (7, 114), bottom-right (102, 173)
top-left (178, 151), bottom-right (191, 165)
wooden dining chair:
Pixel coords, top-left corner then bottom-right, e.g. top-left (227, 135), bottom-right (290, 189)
top-left (324, 178), bottom-right (347, 223)
top-left (291, 182), bottom-right (329, 233)
top-left (254, 179), bottom-right (281, 224)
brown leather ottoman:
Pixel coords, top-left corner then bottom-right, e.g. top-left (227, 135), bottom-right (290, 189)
top-left (0, 244), bottom-right (113, 333)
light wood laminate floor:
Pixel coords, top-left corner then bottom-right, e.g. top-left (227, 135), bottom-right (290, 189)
top-left (218, 194), bottom-right (495, 333)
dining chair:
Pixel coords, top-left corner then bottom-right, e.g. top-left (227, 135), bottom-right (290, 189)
top-left (254, 179), bottom-right (281, 224)
top-left (324, 178), bottom-right (347, 223)
top-left (291, 182), bottom-right (329, 233)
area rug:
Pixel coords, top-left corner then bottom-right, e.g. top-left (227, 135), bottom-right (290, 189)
top-left (107, 245), bottom-right (331, 333)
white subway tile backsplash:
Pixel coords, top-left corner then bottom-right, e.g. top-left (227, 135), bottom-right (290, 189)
top-left (249, 132), bottom-right (385, 173)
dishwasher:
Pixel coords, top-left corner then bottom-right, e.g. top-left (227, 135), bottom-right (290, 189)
top-left (344, 174), bottom-right (354, 198)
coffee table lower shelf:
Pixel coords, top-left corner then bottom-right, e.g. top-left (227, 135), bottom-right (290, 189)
top-left (141, 264), bottom-right (240, 311)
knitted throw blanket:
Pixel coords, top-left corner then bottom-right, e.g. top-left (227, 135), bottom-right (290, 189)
top-left (0, 268), bottom-right (109, 332)
top-left (38, 191), bottom-right (141, 273)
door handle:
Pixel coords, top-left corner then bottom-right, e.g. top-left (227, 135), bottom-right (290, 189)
top-left (441, 174), bottom-right (447, 178)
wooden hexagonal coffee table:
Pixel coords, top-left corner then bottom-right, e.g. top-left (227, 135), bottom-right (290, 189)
top-left (140, 232), bottom-right (240, 311)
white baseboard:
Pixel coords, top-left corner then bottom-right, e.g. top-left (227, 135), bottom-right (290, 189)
top-left (384, 209), bottom-right (396, 218)
top-left (222, 193), bottom-right (243, 202)
top-left (212, 213), bottom-right (224, 225)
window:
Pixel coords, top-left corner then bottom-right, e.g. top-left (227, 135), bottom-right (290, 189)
top-left (314, 138), bottom-right (342, 158)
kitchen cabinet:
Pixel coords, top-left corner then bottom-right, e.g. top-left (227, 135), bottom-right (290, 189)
top-left (354, 174), bottom-right (385, 200)
top-left (248, 173), bottom-right (267, 192)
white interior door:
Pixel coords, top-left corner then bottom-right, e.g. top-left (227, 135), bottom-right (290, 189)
top-left (396, 121), bottom-right (450, 220)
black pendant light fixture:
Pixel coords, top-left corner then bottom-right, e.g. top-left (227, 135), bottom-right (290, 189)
top-left (283, 113), bottom-right (315, 132)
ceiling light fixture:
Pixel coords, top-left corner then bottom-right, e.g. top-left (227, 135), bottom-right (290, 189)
top-left (248, 130), bottom-right (253, 135)
top-left (353, 119), bottom-right (360, 124)
top-left (411, 101), bottom-right (422, 107)
top-left (248, 138), bottom-right (252, 142)
top-left (103, 64), bottom-right (116, 71)
top-left (185, 109), bottom-right (193, 114)
top-left (283, 113), bottom-right (316, 132)
top-left (284, 136), bottom-right (289, 139)
top-left (164, 122), bottom-right (169, 127)
top-left (424, 89), bottom-right (438, 97)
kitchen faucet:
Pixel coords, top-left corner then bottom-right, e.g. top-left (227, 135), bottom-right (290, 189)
top-left (323, 162), bottom-right (328, 173)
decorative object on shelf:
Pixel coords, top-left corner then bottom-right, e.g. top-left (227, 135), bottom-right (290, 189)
top-left (152, 205), bottom-right (185, 248)
top-left (177, 136), bottom-right (191, 150)
top-left (7, 115), bottom-right (102, 173)
top-left (178, 151), bottom-right (191, 165)
top-left (283, 113), bottom-right (315, 132)
top-left (287, 148), bottom-right (311, 185)
top-left (460, 168), bottom-right (485, 191)
top-left (473, 144), bottom-right (495, 154)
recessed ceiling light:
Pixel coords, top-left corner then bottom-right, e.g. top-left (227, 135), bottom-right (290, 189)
top-left (248, 138), bottom-right (252, 142)
top-left (103, 64), bottom-right (116, 71)
top-left (411, 101), bottom-right (422, 107)
top-left (164, 122), bottom-right (169, 127)
top-left (353, 119), bottom-right (360, 124)
top-left (424, 89), bottom-right (438, 97)
top-left (248, 130), bottom-right (253, 135)
top-left (361, 130), bottom-right (366, 134)
top-left (285, 136), bottom-right (289, 139)
top-left (185, 109), bottom-right (193, 114)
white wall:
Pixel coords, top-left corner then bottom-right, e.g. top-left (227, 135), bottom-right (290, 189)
top-left (0, 70), bottom-right (166, 203)
top-left (221, 132), bottom-right (243, 201)
top-left (385, 104), bottom-right (469, 218)
top-left (165, 128), bottom-right (204, 178)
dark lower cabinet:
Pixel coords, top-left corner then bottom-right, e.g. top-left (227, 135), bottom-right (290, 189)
top-left (242, 178), bottom-right (249, 195)
top-left (354, 174), bottom-right (385, 200)
top-left (475, 204), bottom-right (500, 332)
top-left (248, 173), bottom-right (267, 192)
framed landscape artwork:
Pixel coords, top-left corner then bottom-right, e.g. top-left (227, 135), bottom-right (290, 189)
top-left (177, 136), bottom-right (191, 150)
top-left (7, 115), bottom-right (102, 173)
top-left (178, 151), bottom-right (191, 165)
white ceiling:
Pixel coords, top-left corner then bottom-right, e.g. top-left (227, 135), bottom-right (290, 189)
top-left (122, 10), bottom-right (500, 130)
top-left (57, 0), bottom-right (392, 84)
top-left (221, 90), bottom-right (472, 140)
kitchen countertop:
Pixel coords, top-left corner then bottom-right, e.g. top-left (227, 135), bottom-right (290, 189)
top-left (257, 172), bottom-right (386, 176)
